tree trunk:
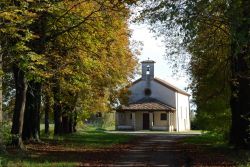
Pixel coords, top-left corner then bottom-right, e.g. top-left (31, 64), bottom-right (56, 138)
top-left (54, 103), bottom-right (62, 135)
top-left (229, 0), bottom-right (250, 148)
top-left (230, 55), bottom-right (250, 148)
top-left (73, 112), bottom-right (77, 132)
top-left (44, 90), bottom-right (52, 134)
top-left (68, 111), bottom-right (74, 133)
top-left (0, 52), bottom-right (2, 123)
top-left (62, 113), bottom-right (69, 133)
top-left (53, 81), bottom-right (63, 135)
top-left (11, 65), bottom-right (28, 149)
top-left (0, 47), bottom-right (5, 153)
top-left (22, 81), bottom-right (41, 141)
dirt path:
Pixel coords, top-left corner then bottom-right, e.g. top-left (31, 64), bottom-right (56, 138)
top-left (112, 134), bottom-right (235, 167)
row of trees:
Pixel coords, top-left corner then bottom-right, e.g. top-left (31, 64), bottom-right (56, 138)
top-left (0, 0), bottom-right (138, 149)
top-left (138, 0), bottom-right (250, 148)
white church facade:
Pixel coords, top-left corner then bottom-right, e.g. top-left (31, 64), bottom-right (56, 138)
top-left (116, 60), bottom-right (191, 131)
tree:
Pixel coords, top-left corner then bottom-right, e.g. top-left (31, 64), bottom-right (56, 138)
top-left (229, 0), bottom-right (250, 148)
top-left (188, 21), bottom-right (231, 134)
top-left (138, 0), bottom-right (250, 148)
top-left (1, 0), bottom-right (138, 144)
top-left (44, 0), bottom-right (137, 135)
top-left (0, 0), bottom-right (37, 148)
top-left (0, 0), bottom-right (137, 147)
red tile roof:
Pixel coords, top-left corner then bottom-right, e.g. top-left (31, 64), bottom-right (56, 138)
top-left (118, 97), bottom-right (175, 111)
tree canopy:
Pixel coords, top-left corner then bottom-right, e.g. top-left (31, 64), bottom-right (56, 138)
top-left (0, 0), bottom-right (138, 148)
top-left (137, 0), bottom-right (250, 148)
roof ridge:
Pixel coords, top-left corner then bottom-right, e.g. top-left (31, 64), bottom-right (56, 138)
top-left (154, 77), bottom-right (190, 96)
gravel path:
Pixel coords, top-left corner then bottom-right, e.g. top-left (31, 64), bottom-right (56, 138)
top-left (112, 134), bottom-right (235, 167)
top-left (114, 134), bottom-right (190, 167)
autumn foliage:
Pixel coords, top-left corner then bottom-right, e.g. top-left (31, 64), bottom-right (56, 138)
top-left (0, 0), bottom-right (138, 148)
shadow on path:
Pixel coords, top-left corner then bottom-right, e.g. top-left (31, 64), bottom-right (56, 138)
top-left (112, 134), bottom-right (235, 167)
top-left (114, 135), bottom-right (188, 167)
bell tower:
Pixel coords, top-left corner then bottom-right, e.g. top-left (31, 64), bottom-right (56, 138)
top-left (141, 60), bottom-right (155, 80)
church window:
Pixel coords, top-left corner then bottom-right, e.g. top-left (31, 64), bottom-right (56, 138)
top-left (144, 88), bottom-right (152, 96)
top-left (160, 113), bottom-right (167, 120)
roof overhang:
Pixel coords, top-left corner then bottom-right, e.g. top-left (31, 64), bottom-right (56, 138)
top-left (116, 97), bottom-right (175, 112)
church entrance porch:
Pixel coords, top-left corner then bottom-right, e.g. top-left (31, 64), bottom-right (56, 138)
top-left (115, 110), bottom-right (175, 131)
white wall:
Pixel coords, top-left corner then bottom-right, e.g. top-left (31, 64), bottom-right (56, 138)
top-left (153, 112), bottom-right (168, 127)
top-left (175, 93), bottom-right (190, 131)
top-left (127, 78), bottom-right (190, 132)
top-left (129, 79), bottom-right (176, 108)
top-left (135, 111), bottom-right (142, 130)
top-left (151, 80), bottom-right (176, 107)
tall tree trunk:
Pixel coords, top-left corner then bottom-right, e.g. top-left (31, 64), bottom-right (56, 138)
top-left (62, 112), bottom-right (69, 133)
top-left (21, 11), bottom-right (49, 140)
top-left (53, 80), bottom-right (62, 135)
top-left (0, 47), bottom-right (5, 153)
top-left (44, 90), bottom-right (52, 134)
top-left (68, 111), bottom-right (74, 133)
top-left (229, 0), bottom-right (250, 148)
top-left (0, 52), bottom-right (2, 123)
top-left (73, 111), bottom-right (77, 132)
top-left (22, 81), bottom-right (41, 141)
top-left (54, 103), bottom-right (62, 135)
top-left (11, 65), bottom-right (28, 149)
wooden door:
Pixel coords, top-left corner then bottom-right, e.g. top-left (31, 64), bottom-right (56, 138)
top-left (143, 113), bottom-right (149, 130)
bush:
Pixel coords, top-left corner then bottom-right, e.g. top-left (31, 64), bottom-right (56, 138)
top-left (0, 122), bottom-right (11, 144)
top-left (92, 112), bottom-right (115, 130)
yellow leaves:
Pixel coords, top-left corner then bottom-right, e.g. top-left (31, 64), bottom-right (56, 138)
top-left (29, 53), bottom-right (47, 65)
top-left (0, 11), bottom-right (20, 21)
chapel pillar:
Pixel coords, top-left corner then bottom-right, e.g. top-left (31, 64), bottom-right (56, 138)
top-left (168, 112), bottom-right (171, 131)
top-left (149, 112), bottom-right (154, 130)
top-left (132, 112), bottom-right (136, 130)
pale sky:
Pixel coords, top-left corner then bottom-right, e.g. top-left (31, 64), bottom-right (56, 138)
top-left (130, 23), bottom-right (190, 92)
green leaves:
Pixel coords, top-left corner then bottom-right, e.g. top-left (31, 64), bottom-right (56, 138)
top-left (137, 0), bottom-right (235, 134)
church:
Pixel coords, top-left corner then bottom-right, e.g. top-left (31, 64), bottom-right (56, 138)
top-left (116, 60), bottom-right (191, 131)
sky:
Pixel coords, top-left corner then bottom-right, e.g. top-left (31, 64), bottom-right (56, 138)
top-left (129, 23), bottom-right (190, 92)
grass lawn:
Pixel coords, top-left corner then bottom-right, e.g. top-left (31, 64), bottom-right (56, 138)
top-left (182, 131), bottom-right (226, 147)
top-left (0, 126), bottom-right (136, 167)
top-left (182, 132), bottom-right (250, 167)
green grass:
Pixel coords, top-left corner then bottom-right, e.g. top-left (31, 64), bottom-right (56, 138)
top-left (42, 126), bottom-right (134, 148)
top-left (0, 126), bottom-right (135, 167)
top-left (182, 132), bottom-right (250, 166)
top-left (182, 131), bottom-right (226, 147)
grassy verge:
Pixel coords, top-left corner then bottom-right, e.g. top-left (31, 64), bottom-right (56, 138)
top-left (182, 131), bottom-right (226, 147)
top-left (41, 126), bottom-right (134, 149)
top-left (0, 126), bottom-right (135, 167)
top-left (182, 132), bottom-right (250, 166)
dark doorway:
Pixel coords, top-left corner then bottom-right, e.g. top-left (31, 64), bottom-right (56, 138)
top-left (143, 113), bottom-right (150, 130)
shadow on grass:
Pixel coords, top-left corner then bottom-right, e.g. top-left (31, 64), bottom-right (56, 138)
top-left (41, 129), bottom-right (134, 148)
top-left (181, 132), bottom-right (250, 166)
top-left (0, 129), bottom-right (136, 166)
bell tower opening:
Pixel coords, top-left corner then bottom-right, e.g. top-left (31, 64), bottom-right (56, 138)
top-left (141, 60), bottom-right (155, 80)
top-left (146, 65), bottom-right (150, 75)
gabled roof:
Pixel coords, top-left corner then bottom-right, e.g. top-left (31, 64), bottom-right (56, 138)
top-left (154, 78), bottom-right (190, 96)
top-left (131, 77), bottom-right (190, 96)
top-left (118, 97), bottom-right (175, 111)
